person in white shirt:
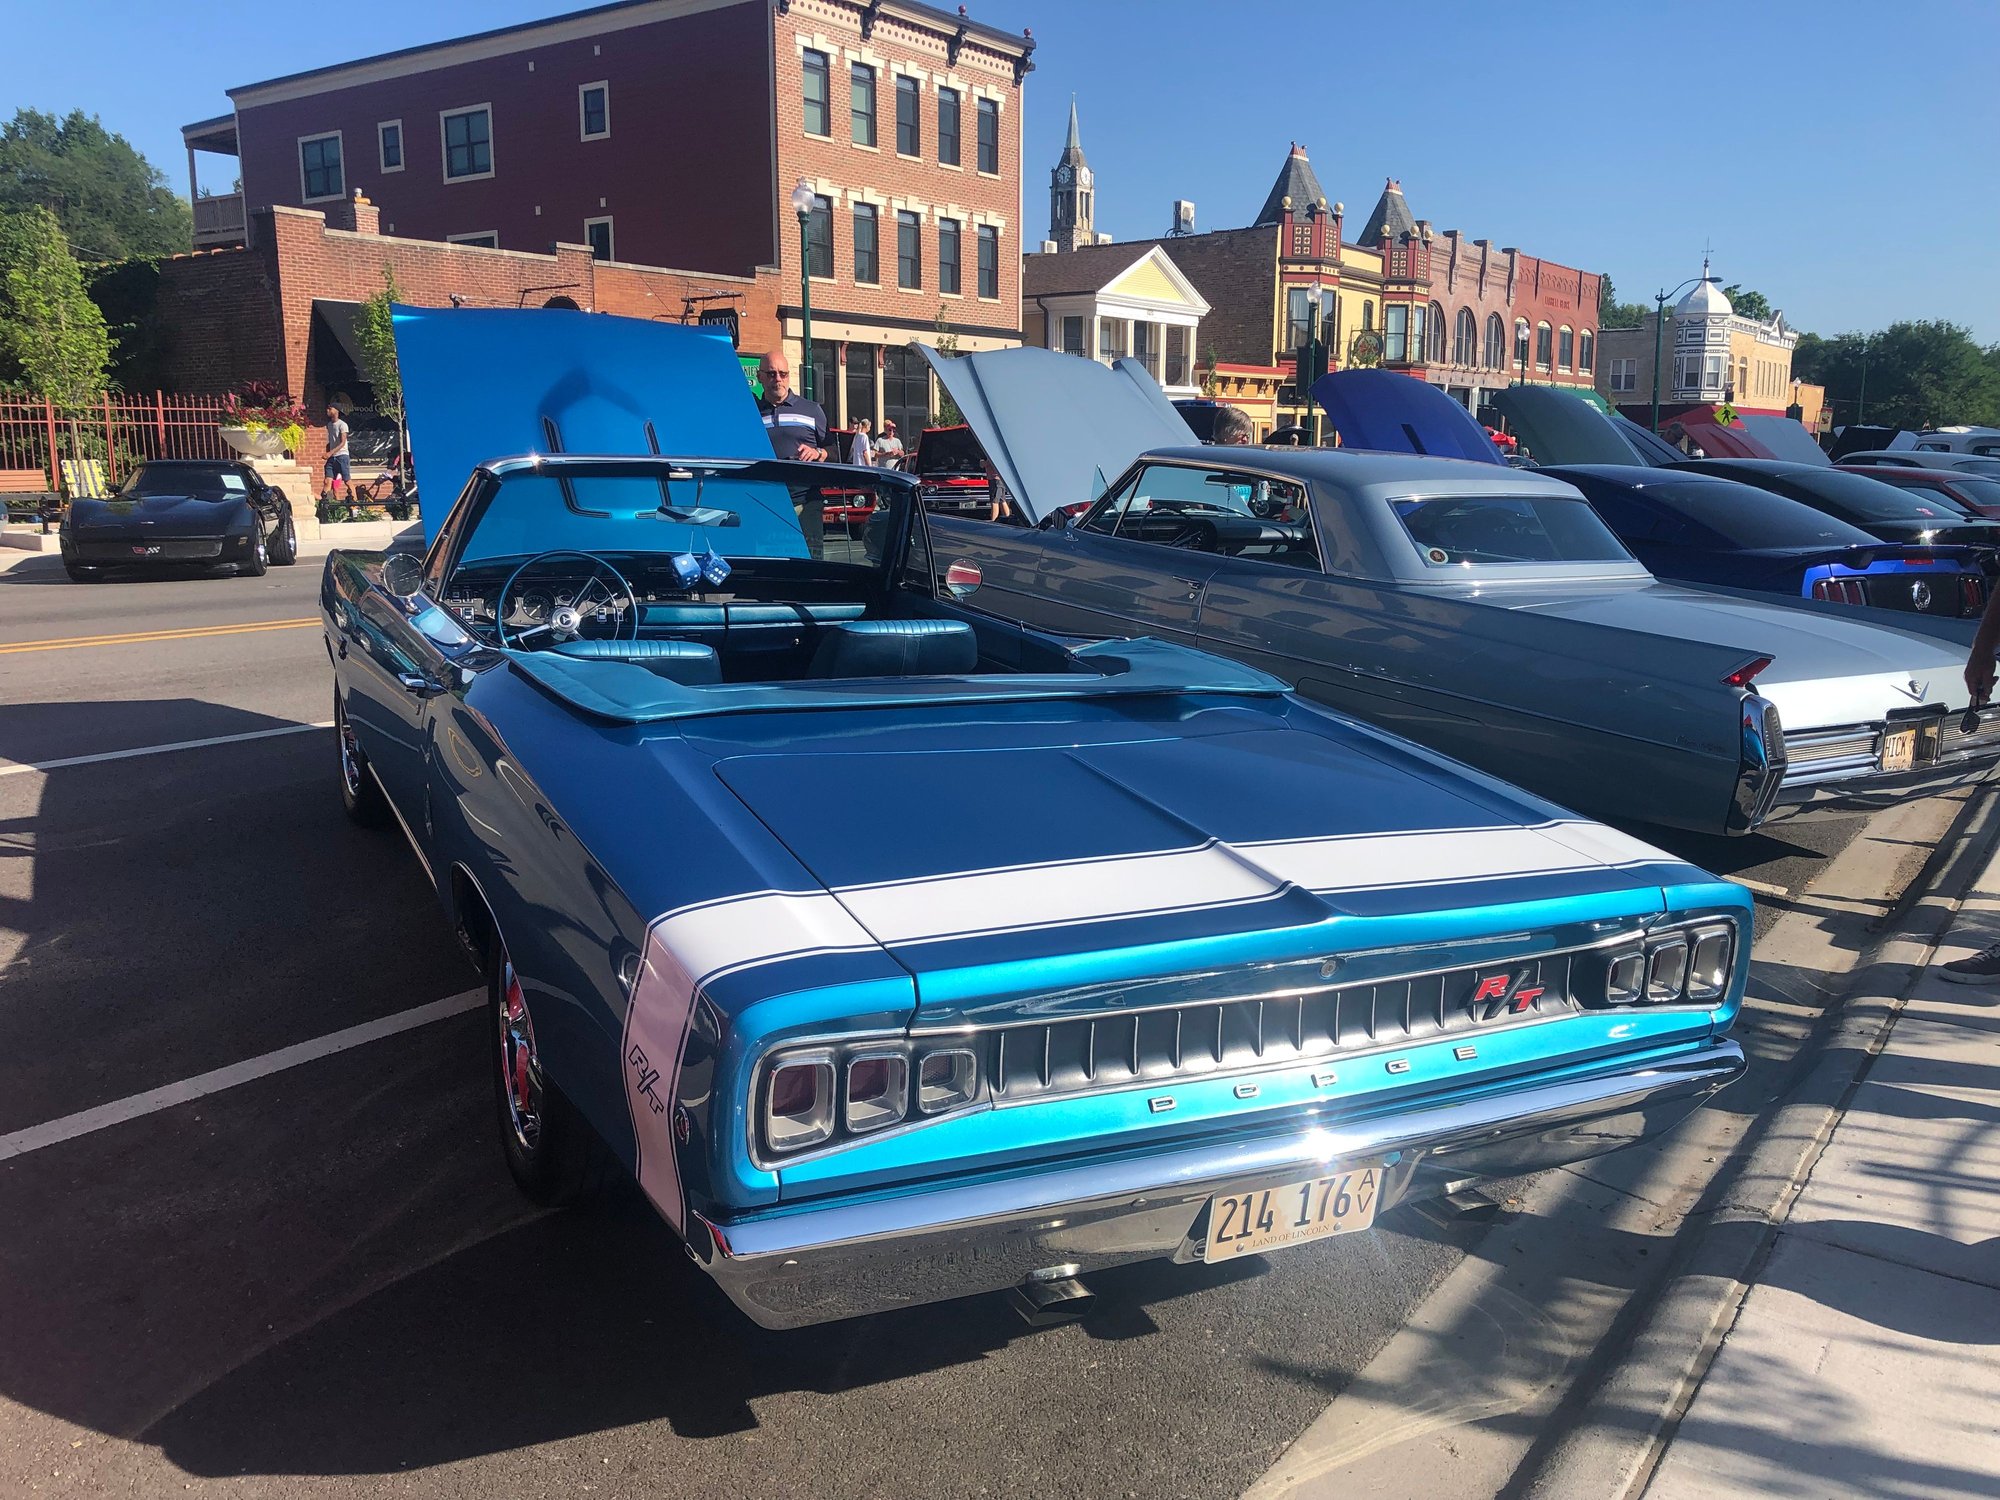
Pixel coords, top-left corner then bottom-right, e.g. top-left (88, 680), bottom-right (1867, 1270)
top-left (851, 417), bottom-right (873, 468)
top-left (874, 419), bottom-right (905, 470)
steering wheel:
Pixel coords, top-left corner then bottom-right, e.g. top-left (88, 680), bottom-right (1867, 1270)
top-left (495, 550), bottom-right (640, 652)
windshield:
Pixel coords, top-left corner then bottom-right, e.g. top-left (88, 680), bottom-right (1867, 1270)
top-left (456, 461), bottom-right (911, 572)
top-left (1615, 478), bottom-right (1878, 547)
top-left (1392, 494), bottom-right (1633, 566)
top-left (118, 465), bottom-right (248, 501)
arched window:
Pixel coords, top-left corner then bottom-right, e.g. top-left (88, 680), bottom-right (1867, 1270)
top-left (1535, 321), bottom-right (1553, 370)
top-left (1362, 301), bottom-right (1374, 330)
top-left (1558, 325), bottom-right (1574, 371)
top-left (1454, 308), bottom-right (1477, 366)
top-left (1485, 312), bottom-right (1506, 369)
top-left (1578, 330), bottom-right (1595, 373)
top-left (1426, 301), bottom-right (1447, 363)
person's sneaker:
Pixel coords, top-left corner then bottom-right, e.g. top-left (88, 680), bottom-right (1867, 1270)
top-left (1938, 941), bottom-right (2000, 985)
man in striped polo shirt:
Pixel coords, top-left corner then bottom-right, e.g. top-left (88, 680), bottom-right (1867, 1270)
top-left (755, 350), bottom-right (829, 555)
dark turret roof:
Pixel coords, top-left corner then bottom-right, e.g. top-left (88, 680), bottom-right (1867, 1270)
top-left (1253, 143), bottom-right (1326, 226)
top-left (1355, 178), bottom-right (1417, 245)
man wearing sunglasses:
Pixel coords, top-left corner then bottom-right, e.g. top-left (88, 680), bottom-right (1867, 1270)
top-left (755, 351), bottom-right (830, 555)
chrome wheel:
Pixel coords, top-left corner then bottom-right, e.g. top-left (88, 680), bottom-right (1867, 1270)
top-left (497, 958), bottom-right (543, 1154)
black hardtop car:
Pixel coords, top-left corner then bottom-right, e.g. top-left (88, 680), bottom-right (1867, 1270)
top-left (1675, 458), bottom-right (2000, 547)
top-left (59, 457), bottom-right (298, 582)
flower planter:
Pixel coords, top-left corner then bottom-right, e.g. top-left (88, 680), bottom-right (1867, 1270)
top-left (220, 427), bottom-right (287, 458)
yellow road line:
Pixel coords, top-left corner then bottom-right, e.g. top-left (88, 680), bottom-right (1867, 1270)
top-left (0, 617), bottom-right (320, 655)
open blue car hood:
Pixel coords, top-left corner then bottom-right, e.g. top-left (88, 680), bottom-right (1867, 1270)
top-left (1311, 370), bottom-right (1504, 464)
top-left (394, 305), bottom-right (773, 541)
top-left (920, 344), bottom-right (1193, 522)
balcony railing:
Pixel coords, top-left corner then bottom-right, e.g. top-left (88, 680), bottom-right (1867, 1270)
top-left (193, 193), bottom-right (246, 248)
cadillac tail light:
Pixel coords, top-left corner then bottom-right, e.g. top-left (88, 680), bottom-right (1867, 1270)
top-left (1722, 654), bottom-right (1773, 687)
top-left (1963, 575), bottom-right (1987, 614)
top-left (760, 1041), bottom-right (984, 1156)
top-left (764, 1056), bottom-right (836, 1152)
top-left (1585, 921), bottom-right (1737, 1009)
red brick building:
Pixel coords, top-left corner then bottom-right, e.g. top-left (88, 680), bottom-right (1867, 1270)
top-left (181, 0), bottom-right (1034, 433)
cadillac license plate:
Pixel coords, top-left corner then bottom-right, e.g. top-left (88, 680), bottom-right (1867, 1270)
top-left (1205, 1165), bottom-right (1381, 1261)
top-left (1882, 728), bottom-right (1917, 773)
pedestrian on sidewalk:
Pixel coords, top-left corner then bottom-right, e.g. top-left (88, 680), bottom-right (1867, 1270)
top-left (874, 419), bottom-right (905, 470)
top-left (1942, 593), bottom-right (2000, 985)
top-left (851, 418), bottom-right (874, 469)
top-left (320, 404), bottom-right (351, 510)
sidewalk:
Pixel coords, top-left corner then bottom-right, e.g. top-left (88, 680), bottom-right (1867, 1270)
top-left (1643, 868), bottom-right (2000, 1498)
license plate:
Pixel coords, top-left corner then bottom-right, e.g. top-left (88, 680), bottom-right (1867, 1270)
top-left (1882, 728), bottom-right (1917, 773)
top-left (1205, 1165), bottom-right (1381, 1261)
top-left (131, 544), bottom-right (161, 556)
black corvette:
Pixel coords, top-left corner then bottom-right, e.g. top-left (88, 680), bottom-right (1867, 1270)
top-left (61, 459), bottom-right (298, 582)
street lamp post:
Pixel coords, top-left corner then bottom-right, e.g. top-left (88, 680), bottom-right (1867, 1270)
top-left (1515, 321), bottom-right (1529, 387)
top-left (789, 179), bottom-right (817, 401)
top-left (1650, 273), bottom-right (1722, 434)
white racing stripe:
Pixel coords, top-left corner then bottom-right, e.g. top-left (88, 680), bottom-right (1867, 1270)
top-left (0, 720), bottom-right (334, 778)
top-left (0, 989), bottom-right (484, 1161)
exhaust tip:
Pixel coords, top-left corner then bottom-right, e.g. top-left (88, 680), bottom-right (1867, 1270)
top-left (1009, 1274), bottom-right (1095, 1327)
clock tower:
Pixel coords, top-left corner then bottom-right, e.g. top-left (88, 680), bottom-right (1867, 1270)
top-left (1050, 96), bottom-right (1093, 252)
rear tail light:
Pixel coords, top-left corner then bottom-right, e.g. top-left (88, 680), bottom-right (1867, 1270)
top-left (761, 1041), bottom-right (984, 1157)
top-left (844, 1053), bottom-right (908, 1134)
top-left (1964, 575), bottom-right (1986, 614)
top-left (1606, 951), bottom-right (1645, 1005)
top-left (1646, 937), bottom-right (1690, 1002)
top-left (1688, 930), bottom-right (1733, 1001)
top-left (764, 1056), bottom-right (835, 1152)
top-left (1723, 654), bottom-right (1773, 687)
top-left (1809, 577), bottom-right (1867, 606)
top-left (1586, 921), bottom-right (1737, 1009)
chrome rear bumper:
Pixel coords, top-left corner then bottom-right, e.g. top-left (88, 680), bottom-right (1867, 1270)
top-left (686, 1039), bottom-right (1745, 1329)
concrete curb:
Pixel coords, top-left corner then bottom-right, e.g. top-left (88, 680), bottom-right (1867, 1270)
top-left (1511, 784), bottom-right (2000, 1500)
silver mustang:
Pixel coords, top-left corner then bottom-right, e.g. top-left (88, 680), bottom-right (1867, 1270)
top-left (917, 347), bottom-right (1997, 836)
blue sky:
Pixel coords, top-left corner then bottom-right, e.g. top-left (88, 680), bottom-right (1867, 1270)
top-left (6, 0), bottom-right (1997, 339)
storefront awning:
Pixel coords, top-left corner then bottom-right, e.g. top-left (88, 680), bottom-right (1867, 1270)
top-left (312, 299), bottom-right (367, 373)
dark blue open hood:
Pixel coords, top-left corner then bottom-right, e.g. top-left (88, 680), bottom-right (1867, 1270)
top-left (394, 305), bottom-right (772, 541)
top-left (1310, 370), bottom-right (1504, 464)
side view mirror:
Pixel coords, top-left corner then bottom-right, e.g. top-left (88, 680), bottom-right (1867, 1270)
top-left (381, 552), bottom-right (425, 599)
top-left (1040, 508), bottom-right (1074, 532)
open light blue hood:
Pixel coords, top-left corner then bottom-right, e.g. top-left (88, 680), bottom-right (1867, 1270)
top-left (919, 344), bottom-right (1193, 522)
top-left (1311, 369), bottom-right (1504, 464)
top-left (393, 305), bottom-right (772, 541)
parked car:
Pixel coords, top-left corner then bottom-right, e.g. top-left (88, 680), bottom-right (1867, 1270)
top-left (1676, 459), bottom-right (2000, 547)
top-left (1839, 450), bottom-right (2000, 483)
top-left (917, 347), bottom-right (2000, 833)
top-left (1835, 462), bottom-right (2000, 520)
top-left (60, 458), bottom-right (298, 582)
top-left (1172, 397), bottom-right (1228, 442)
top-left (1546, 465), bottom-right (1990, 618)
top-left (910, 424), bottom-right (997, 517)
top-left (821, 428), bottom-right (879, 536)
top-left (331, 307), bottom-right (1752, 1329)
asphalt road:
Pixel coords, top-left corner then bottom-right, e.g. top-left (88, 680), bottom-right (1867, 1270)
top-left (0, 554), bottom-right (1890, 1499)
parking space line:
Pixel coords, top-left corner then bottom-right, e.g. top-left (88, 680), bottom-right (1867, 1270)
top-left (0, 720), bottom-right (335, 778)
top-left (0, 617), bottom-right (319, 655)
top-left (0, 989), bottom-right (485, 1161)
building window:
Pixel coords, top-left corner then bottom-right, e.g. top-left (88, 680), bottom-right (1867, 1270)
top-left (1285, 288), bottom-right (1313, 352)
top-left (1707, 354), bottom-right (1726, 388)
top-left (1558, 325), bottom-right (1574, 371)
top-left (938, 216), bottom-right (961, 294)
top-left (580, 83), bottom-right (609, 141)
top-left (937, 87), bottom-right (960, 165)
top-left (1609, 357), bottom-right (1636, 392)
top-left (802, 49), bottom-right (830, 136)
top-left (895, 75), bottom-right (920, 156)
top-left (851, 63), bottom-right (877, 146)
top-left (1535, 321), bottom-right (1553, 370)
top-left (441, 106), bottom-right (493, 180)
top-left (976, 224), bottom-right (999, 298)
top-left (1361, 302), bottom-right (1373, 331)
top-left (1579, 330), bottom-right (1595, 374)
top-left (1454, 308), bottom-right (1477, 366)
top-left (583, 216), bottom-right (613, 262)
top-left (377, 121), bottom-right (403, 173)
top-left (845, 346), bottom-right (878, 428)
top-left (1383, 304), bottom-right (1409, 363)
top-left (1165, 325), bottom-right (1190, 387)
top-left (1060, 315), bottom-right (1085, 355)
top-left (852, 203), bottom-right (879, 284)
top-left (1485, 312), bottom-right (1505, 369)
top-left (897, 211), bottom-right (921, 290)
top-left (1132, 322), bottom-right (1162, 381)
top-left (299, 132), bottom-right (343, 202)
top-left (447, 231), bottom-right (498, 248)
top-left (883, 343), bottom-right (932, 436)
top-left (804, 194), bottom-right (833, 278)
top-left (1099, 318), bottom-right (1128, 363)
top-left (1426, 302), bottom-right (1446, 363)
top-left (976, 97), bottom-right (999, 173)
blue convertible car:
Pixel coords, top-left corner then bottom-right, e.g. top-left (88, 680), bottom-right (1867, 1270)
top-left (324, 310), bottom-right (1748, 1328)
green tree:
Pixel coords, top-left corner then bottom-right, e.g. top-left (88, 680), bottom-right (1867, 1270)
top-left (0, 108), bottom-right (192, 261)
top-left (0, 205), bottom-right (113, 402)
top-left (354, 263), bottom-right (405, 428)
top-left (928, 303), bottom-right (963, 425)
top-left (1798, 321), bottom-right (2000, 429)
top-left (1597, 276), bottom-right (1650, 330)
top-left (1722, 284), bottom-right (1773, 322)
